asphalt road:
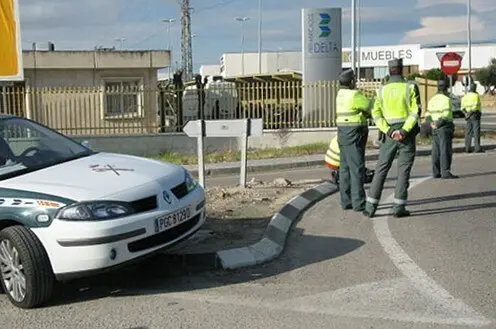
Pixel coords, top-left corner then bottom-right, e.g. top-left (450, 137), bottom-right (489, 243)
top-left (1, 152), bottom-right (495, 328)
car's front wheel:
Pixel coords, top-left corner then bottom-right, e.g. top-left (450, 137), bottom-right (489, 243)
top-left (0, 226), bottom-right (54, 309)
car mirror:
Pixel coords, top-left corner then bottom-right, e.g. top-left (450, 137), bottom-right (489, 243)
top-left (81, 140), bottom-right (92, 149)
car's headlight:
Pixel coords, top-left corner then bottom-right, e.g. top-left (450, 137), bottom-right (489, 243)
top-left (56, 201), bottom-right (134, 221)
top-left (185, 170), bottom-right (197, 192)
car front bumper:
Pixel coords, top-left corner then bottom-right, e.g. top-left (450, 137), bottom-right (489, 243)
top-left (31, 186), bottom-right (206, 280)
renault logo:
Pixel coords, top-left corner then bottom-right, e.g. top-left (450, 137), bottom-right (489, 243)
top-left (163, 190), bottom-right (172, 204)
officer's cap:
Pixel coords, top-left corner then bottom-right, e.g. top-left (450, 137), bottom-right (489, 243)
top-left (437, 79), bottom-right (448, 90)
top-left (339, 69), bottom-right (355, 80)
top-left (388, 58), bottom-right (403, 69)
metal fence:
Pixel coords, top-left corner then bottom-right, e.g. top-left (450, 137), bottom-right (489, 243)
top-left (0, 80), bottom-right (382, 136)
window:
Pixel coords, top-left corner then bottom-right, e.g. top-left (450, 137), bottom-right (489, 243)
top-left (102, 78), bottom-right (143, 119)
top-left (0, 117), bottom-right (93, 180)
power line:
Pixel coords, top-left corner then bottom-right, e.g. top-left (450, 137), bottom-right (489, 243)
top-left (194, 0), bottom-right (243, 14)
top-left (129, 27), bottom-right (166, 48)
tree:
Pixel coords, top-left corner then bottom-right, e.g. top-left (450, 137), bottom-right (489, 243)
top-left (475, 57), bottom-right (496, 94)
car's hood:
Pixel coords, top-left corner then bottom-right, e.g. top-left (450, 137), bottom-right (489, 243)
top-left (1, 152), bottom-right (185, 201)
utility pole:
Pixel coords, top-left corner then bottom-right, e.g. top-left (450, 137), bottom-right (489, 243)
top-left (235, 17), bottom-right (250, 75)
top-left (181, 0), bottom-right (193, 81)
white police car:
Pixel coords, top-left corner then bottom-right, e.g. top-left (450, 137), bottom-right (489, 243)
top-left (0, 115), bottom-right (206, 309)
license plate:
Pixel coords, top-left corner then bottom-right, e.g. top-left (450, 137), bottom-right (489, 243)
top-left (154, 207), bottom-right (191, 233)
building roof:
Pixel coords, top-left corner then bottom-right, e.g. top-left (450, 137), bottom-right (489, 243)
top-left (223, 71), bottom-right (302, 83)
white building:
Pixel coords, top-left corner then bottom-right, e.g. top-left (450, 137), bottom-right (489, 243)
top-left (201, 42), bottom-right (496, 80)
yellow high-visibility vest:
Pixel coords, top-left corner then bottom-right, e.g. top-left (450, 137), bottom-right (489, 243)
top-left (461, 92), bottom-right (481, 112)
top-left (325, 136), bottom-right (340, 169)
top-left (372, 80), bottom-right (420, 134)
top-left (336, 88), bottom-right (371, 127)
top-left (426, 93), bottom-right (453, 122)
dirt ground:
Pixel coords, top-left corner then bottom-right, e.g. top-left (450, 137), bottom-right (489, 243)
top-left (168, 177), bottom-right (327, 254)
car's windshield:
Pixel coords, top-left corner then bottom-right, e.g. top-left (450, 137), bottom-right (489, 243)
top-left (0, 117), bottom-right (94, 180)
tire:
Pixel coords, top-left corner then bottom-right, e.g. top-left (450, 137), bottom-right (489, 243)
top-left (0, 226), bottom-right (54, 309)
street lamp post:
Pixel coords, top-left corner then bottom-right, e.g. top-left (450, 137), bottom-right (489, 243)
top-left (258, 0), bottom-right (262, 74)
top-left (235, 17), bottom-right (250, 75)
top-left (162, 18), bottom-right (176, 80)
top-left (466, 0), bottom-right (472, 93)
top-left (351, 0), bottom-right (357, 74)
top-left (357, 0), bottom-right (361, 85)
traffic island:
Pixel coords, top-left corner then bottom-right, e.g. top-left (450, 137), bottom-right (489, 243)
top-left (163, 178), bottom-right (338, 269)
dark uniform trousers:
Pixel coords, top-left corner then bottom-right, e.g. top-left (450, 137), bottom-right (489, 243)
top-left (465, 115), bottom-right (482, 152)
top-left (367, 124), bottom-right (416, 214)
top-left (338, 126), bottom-right (368, 211)
top-left (432, 123), bottom-right (454, 177)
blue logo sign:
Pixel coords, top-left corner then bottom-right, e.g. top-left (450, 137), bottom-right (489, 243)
top-left (319, 13), bottom-right (331, 38)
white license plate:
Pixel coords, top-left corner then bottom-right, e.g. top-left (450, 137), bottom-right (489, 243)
top-left (154, 206), bottom-right (191, 233)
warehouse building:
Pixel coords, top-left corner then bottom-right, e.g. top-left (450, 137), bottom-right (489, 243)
top-left (201, 42), bottom-right (496, 81)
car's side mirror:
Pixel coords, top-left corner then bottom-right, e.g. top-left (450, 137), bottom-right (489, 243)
top-left (81, 140), bottom-right (92, 149)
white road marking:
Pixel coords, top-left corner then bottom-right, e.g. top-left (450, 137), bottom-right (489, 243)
top-left (160, 277), bottom-right (488, 326)
top-left (372, 176), bottom-right (492, 327)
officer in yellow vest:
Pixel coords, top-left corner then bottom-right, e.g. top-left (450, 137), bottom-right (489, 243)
top-left (336, 69), bottom-right (371, 211)
top-left (364, 58), bottom-right (421, 218)
top-left (425, 79), bottom-right (458, 179)
top-left (325, 135), bottom-right (375, 186)
top-left (461, 83), bottom-right (483, 153)
top-left (325, 136), bottom-right (340, 184)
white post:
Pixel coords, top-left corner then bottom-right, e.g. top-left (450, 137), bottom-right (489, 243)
top-left (258, 0), bottom-right (262, 74)
top-left (197, 120), bottom-right (205, 188)
top-left (240, 118), bottom-right (249, 187)
top-left (351, 0), bottom-right (356, 74)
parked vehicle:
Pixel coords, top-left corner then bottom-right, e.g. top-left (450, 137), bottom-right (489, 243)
top-left (0, 115), bottom-right (206, 309)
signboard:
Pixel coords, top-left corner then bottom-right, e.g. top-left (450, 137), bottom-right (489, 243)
top-left (183, 119), bottom-right (263, 137)
top-left (183, 119), bottom-right (263, 188)
top-left (437, 51), bottom-right (464, 75)
top-left (301, 8), bottom-right (342, 117)
top-left (342, 45), bottom-right (419, 67)
top-left (0, 0), bottom-right (23, 81)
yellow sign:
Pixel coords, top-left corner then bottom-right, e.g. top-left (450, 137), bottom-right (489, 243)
top-left (0, 0), bottom-right (23, 81)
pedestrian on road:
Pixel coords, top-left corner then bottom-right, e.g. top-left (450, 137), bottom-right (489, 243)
top-left (363, 58), bottom-right (421, 218)
top-left (461, 83), bottom-right (484, 153)
top-left (425, 79), bottom-right (458, 179)
top-left (335, 69), bottom-right (371, 211)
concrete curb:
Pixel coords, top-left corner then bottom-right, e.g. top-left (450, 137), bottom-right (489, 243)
top-left (187, 142), bottom-right (496, 177)
top-left (214, 181), bottom-right (338, 269)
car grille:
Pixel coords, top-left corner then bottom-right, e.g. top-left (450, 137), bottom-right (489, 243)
top-left (130, 195), bottom-right (157, 213)
top-left (170, 182), bottom-right (188, 199)
top-left (127, 213), bottom-right (201, 253)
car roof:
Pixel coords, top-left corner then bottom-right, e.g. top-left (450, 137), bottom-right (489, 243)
top-left (0, 114), bottom-right (19, 119)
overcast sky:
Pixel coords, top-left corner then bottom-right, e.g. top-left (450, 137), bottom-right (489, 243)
top-left (18, 0), bottom-right (496, 70)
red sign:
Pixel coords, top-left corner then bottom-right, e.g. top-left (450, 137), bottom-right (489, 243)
top-left (439, 52), bottom-right (463, 75)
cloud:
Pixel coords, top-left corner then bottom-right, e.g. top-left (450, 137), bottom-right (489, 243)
top-left (401, 0), bottom-right (496, 44)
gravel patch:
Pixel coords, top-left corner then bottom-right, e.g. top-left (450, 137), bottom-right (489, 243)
top-left (170, 177), bottom-right (327, 254)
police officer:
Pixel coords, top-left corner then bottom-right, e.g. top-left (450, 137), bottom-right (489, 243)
top-left (324, 135), bottom-right (340, 185)
top-left (336, 69), bottom-right (371, 211)
top-left (425, 79), bottom-right (458, 179)
top-left (461, 83), bottom-right (483, 153)
top-left (363, 58), bottom-right (420, 218)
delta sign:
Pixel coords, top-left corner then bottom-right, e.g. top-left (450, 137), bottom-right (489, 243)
top-left (0, 0), bottom-right (23, 81)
